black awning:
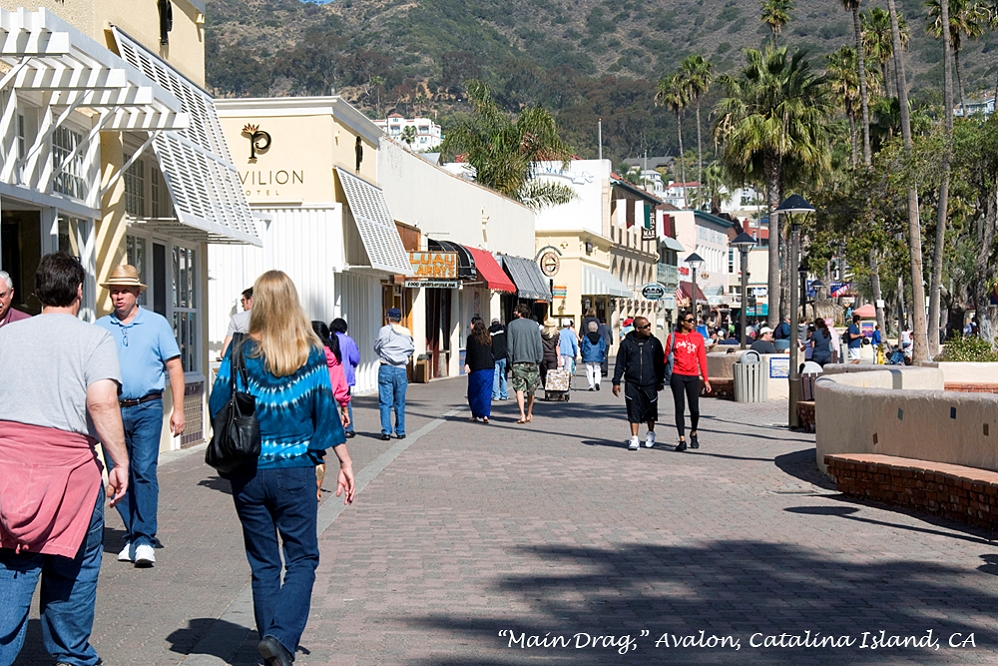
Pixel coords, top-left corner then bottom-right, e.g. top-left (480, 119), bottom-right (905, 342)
top-left (499, 254), bottom-right (553, 302)
top-left (428, 239), bottom-right (477, 280)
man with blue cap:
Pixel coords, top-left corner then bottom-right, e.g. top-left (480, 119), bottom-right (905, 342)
top-left (374, 307), bottom-right (414, 440)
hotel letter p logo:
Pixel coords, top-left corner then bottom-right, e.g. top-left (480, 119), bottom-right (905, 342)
top-left (242, 124), bottom-right (271, 162)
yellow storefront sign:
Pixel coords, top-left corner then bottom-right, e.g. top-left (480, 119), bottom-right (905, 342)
top-left (409, 252), bottom-right (458, 279)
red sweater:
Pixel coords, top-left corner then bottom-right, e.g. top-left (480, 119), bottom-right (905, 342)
top-left (666, 332), bottom-right (709, 381)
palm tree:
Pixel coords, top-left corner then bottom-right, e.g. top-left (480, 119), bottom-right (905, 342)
top-left (826, 47), bottom-right (862, 168)
top-left (678, 55), bottom-right (715, 194)
top-left (841, 0), bottom-right (872, 165)
top-left (440, 80), bottom-right (575, 209)
top-left (926, 0), bottom-right (989, 118)
top-left (760, 0), bottom-right (794, 46)
top-left (887, 0), bottom-right (928, 362)
top-left (655, 73), bottom-right (690, 204)
top-left (714, 47), bottom-right (833, 326)
top-left (400, 125), bottom-right (417, 149)
top-left (863, 7), bottom-right (909, 97)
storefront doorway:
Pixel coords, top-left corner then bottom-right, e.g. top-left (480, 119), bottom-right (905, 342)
top-left (1, 209), bottom-right (42, 315)
top-left (426, 288), bottom-right (452, 379)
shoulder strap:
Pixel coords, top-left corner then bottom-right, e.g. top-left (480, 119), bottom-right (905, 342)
top-left (230, 332), bottom-right (249, 392)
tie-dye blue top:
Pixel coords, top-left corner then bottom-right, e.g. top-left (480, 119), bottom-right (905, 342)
top-left (209, 340), bottom-right (344, 468)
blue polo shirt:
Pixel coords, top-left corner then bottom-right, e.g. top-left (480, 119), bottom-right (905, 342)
top-left (96, 307), bottom-right (181, 399)
top-left (847, 323), bottom-right (863, 349)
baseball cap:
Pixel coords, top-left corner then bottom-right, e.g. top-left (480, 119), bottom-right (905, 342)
top-left (386, 307), bottom-right (402, 319)
top-left (759, 326), bottom-right (773, 336)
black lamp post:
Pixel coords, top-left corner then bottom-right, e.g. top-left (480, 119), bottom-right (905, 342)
top-left (730, 232), bottom-right (756, 349)
top-left (775, 195), bottom-right (815, 429)
top-left (685, 252), bottom-right (704, 325)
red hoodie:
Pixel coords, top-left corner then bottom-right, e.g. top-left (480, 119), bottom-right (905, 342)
top-left (665, 331), bottom-right (709, 380)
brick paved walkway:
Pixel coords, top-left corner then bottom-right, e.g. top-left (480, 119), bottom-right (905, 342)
top-left (13, 374), bottom-right (998, 665)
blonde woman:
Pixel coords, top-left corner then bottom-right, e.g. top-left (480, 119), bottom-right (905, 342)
top-left (209, 271), bottom-right (354, 666)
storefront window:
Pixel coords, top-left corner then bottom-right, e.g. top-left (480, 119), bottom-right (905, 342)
top-left (172, 245), bottom-right (198, 372)
top-left (52, 126), bottom-right (86, 200)
top-left (123, 156), bottom-right (145, 217)
top-left (126, 235), bottom-right (148, 306)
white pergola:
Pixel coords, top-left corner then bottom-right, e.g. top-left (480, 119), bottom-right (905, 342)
top-left (0, 7), bottom-right (188, 217)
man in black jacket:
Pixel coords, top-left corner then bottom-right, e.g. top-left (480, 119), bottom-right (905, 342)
top-left (489, 318), bottom-right (508, 400)
top-left (611, 316), bottom-right (665, 451)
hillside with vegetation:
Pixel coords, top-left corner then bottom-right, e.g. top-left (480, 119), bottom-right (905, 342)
top-left (205, 0), bottom-right (998, 162)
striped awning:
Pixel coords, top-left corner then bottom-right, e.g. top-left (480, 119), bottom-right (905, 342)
top-left (112, 27), bottom-right (260, 246)
top-left (499, 254), bottom-right (551, 301)
top-left (582, 265), bottom-right (631, 298)
top-left (334, 167), bottom-right (413, 275)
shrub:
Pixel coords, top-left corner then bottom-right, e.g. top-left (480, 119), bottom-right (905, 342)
top-left (938, 334), bottom-right (998, 363)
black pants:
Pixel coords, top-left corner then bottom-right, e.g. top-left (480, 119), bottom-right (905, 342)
top-left (670, 373), bottom-right (700, 438)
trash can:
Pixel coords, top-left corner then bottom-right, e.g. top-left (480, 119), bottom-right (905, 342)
top-left (733, 350), bottom-right (768, 402)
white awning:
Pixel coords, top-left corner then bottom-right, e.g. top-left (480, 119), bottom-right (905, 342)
top-left (112, 27), bottom-right (260, 247)
top-left (661, 236), bottom-right (686, 252)
top-left (0, 8), bottom-right (188, 209)
top-left (334, 167), bottom-right (413, 275)
top-left (582, 265), bottom-right (631, 298)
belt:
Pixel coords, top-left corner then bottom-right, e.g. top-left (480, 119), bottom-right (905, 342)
top-left (119, 392), bottom-right (163, 408)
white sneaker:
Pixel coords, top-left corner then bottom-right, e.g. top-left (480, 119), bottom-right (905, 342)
top-left (117, 542), bottom-right (133, 562)
top-left (645, 431), bottom-right (656, 448)
top-left (628, 437), bottom-right (640, 451)
top-left (134, 543), bottom-right (155, 567)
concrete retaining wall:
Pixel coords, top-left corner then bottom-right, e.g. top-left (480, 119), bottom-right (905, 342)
top-left (815, 369), bottom-right (998, 474)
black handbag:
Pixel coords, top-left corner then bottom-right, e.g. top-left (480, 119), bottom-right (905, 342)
top-left (205, 334), bottom-right (261, 474)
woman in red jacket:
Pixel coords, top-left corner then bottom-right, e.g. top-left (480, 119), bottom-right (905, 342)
top-left (666, 310), bottom-right (711, 451)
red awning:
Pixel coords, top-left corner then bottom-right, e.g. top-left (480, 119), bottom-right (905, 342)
top-left (677, 281), bottom-right (708, 303)
top-left (466, 247), bottom-right (517, 293)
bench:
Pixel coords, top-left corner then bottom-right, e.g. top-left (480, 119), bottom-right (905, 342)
top-left (825, 453), bottom-right (998, 530)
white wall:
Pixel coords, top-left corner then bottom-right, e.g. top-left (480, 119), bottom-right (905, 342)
top-left (532, 159), bottom-right (611, 236)
top-left (379, 139), bottom-right (535, 257)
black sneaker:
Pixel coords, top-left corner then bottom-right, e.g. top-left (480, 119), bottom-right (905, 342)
top-left (396, 434), bottom-right (406, 440)
top-left (595, 384), bottom-right (600, 391)
top-left (675, 440), bottom-right (688, 452)
top-left (380, 433), bottom-right (391, 441)
top-left (690, 433), bottom-right (699, 449)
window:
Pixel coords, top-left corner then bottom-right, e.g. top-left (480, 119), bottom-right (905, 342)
top-left (123, 155), bottom-right (145, 217)
top-left (126, 235), bottom-right (148, 306)
top-left (172, 245), bottom-right (198, 372)
top-left (16, 114), bottom-right (25, 161)
top-left (52, 126), bottom-right (86, 199)
top-left (149, 167), bottom-right (166, 217)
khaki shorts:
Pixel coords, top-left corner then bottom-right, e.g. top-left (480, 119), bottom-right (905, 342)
top-left (511, 362), bottom-right (540, 395)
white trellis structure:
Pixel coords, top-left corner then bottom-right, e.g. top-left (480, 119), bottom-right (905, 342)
top-left (0, 8), bottom-right (188, 217)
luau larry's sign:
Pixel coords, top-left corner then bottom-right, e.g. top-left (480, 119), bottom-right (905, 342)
top-left (409, 252), bottom-right (458, 279)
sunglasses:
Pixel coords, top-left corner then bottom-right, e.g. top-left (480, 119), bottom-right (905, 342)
top-left (683, 318), bottom-right (694, 323)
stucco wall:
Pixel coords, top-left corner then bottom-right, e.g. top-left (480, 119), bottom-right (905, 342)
top-left (935, 362), bottom-right (998, 384)
top-left (533, 159), bottom-right (610, 236)
top-left (821, 364), bottom-right (944, 390)
top-left (377, 139), bottom-right (535, 257)
top-left (812, 368), bottom-right (998, 475)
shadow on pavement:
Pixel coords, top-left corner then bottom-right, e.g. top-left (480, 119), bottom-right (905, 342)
top-left (101, 526), bottom-right (127, 555)
top-left (197, 475), bottom-right (232, 495)
top-left (774, 448), bottom-right (836, 490)
top-left (166, 617), bottom-right (253, 659)
top-left (398, 541), bottom-right (998, 665)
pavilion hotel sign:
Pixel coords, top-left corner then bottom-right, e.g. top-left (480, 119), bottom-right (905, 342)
top-left (405, 251), bottom-right (459, 289)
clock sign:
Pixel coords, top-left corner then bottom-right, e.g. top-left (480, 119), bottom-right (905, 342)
top-left (539, 251), bottom-right (560, 277)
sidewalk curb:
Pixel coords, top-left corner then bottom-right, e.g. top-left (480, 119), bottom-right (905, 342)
top-left (177, 407), bottom-right (462, 666)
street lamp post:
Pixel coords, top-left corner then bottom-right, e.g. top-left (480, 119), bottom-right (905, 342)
top-left (776, 195), bottom-right (815, 429)
top-left (731, 232), bottom-right (756, 349)
top-left (686, 252), bottom-right (704, 326)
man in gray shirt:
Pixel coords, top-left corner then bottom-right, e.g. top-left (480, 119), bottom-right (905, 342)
top-left (506, 303), bottom-right (543, 424)
top-left (374, 307), bottom-right (414, 441)
top-left (0, 252), bottom-right (129, 666)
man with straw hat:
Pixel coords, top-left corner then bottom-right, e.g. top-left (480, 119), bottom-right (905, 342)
top-left (95, 265), bottom-right (185, 567)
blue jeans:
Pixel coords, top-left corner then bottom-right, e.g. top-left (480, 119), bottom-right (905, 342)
top-left (378, 364), bottom-right (407, 437)
top-left (345, 388), bottom-right (355, 434)
top-left (0, 487), bottom-right (105, 666)
top-left (492, 358), bottom-right (508, 400)
top-left (230, 466), bottom-right (318, 657)
top-left (106, 399), bottom-right (163, 550)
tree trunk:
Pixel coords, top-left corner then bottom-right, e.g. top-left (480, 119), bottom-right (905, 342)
top-left (888, 0), bottom-right (928, 363)
top-left (954, 47), bottom-right (966, 119)
top-left (676, 111), bottom-right (688, 205)
top-left (853, 5), bottom-right (871, 165)
top-left (765, 158), bottom-right (781, 328)
top-left (972, 190), bottom-right (998, 343)
top-left (897, 274), bottom-right (905, 345)
top-left (848, 112), bottom-right (858, 169)
top-left (929, 0), bottom-right (954, 358)
top-left (696, 98), bottom-right (703, 205)
top-left (780, 230), bottom-right (790, 321)
top-left (870, 250), bottom-right (886, 334)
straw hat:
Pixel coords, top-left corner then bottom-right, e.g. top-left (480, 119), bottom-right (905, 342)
top-left (101, 264), bottom-right (147, 291)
